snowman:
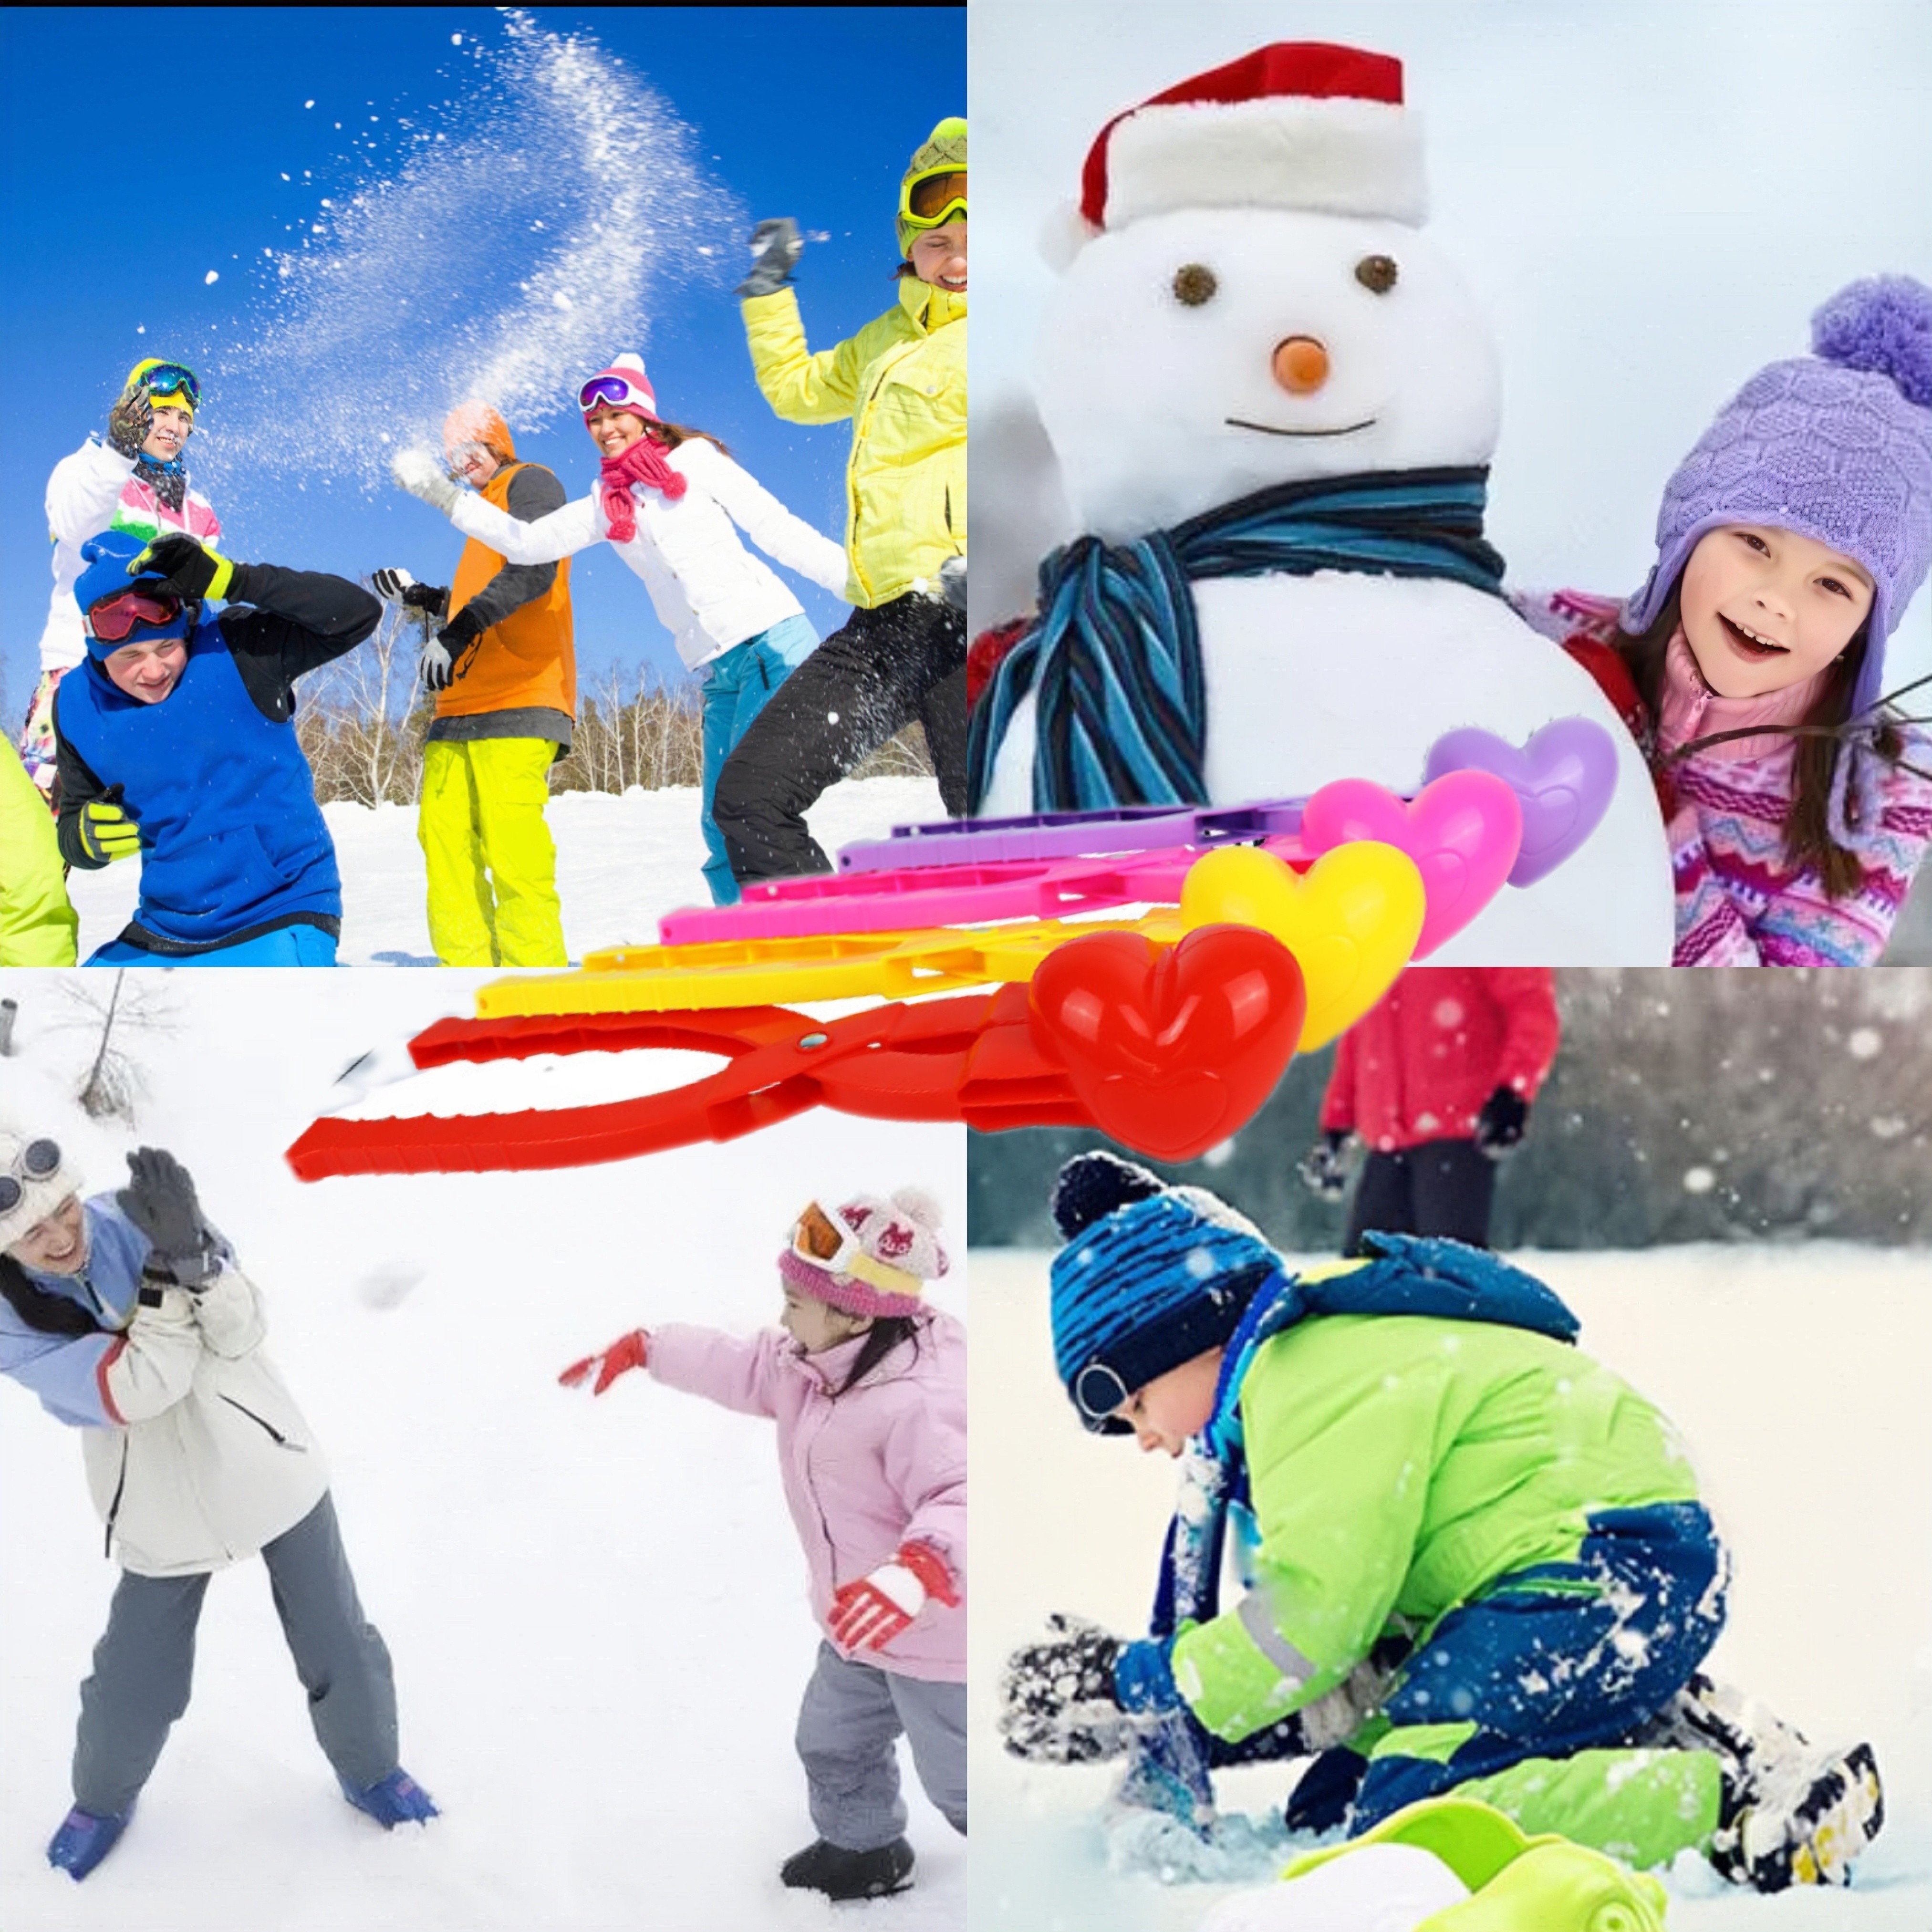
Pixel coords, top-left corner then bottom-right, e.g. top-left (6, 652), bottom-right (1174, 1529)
top-left (972, 43), bottom-right (1672, 965)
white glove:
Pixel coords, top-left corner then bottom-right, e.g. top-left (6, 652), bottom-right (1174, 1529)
top-left (391, 448), bottom-right (462, 516)
top-left (370, 567), bottom-right (418, 601)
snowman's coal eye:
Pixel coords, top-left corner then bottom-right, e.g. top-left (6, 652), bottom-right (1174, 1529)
top-left (1172, 264), bottom-right (1218, 307)
top-left (1355, 255), bottom-right (1399, 295)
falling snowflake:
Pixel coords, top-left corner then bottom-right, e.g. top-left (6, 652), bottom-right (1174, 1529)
top-left (1847, 1028), bottom-right (1882, 1059)
top-left (1683, 1167), bottom-right (1715, 1195)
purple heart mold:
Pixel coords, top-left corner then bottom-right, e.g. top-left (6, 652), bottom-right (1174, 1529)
top-left (1422, 717), bottom-right (1619, 886)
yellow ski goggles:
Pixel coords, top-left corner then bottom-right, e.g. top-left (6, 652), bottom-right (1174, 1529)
top-left (900, 167), bottom-right (966, 234)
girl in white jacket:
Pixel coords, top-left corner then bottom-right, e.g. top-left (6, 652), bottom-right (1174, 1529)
top-left (394, 355), bottom-right (849, 907)
top-left (21, 360), bottom-right (222, 802)
top-left (0, 1135), bottom-right (436, 1881)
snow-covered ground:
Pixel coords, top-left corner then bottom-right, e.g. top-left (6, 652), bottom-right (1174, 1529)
top-left (0, 975), bottom-right (966, 1930)
top-left (60, 773), bottom-right (945, 966)
top-left (970, 1245), bottom-right (1932, 1932)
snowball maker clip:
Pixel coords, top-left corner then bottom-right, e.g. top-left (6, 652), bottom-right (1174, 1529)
top-left (284, 927), bottom-right (1309, 1179)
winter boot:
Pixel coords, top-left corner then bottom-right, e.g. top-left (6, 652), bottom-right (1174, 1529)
top-left (779, 1836), bottom-right (916, 1900)
top-left (47, 1804), bottom-right (131, 1882)
top-left (340, 1767), bottom-right (439, 1828)
top-left (1709, 1739), bottom-right (1884, 1891)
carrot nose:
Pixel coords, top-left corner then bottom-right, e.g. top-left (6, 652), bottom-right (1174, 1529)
top-left (1273, 335), bottom-right (1330, 395)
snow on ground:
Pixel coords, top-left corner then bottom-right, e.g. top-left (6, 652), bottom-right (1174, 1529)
top-left (60, 774), bottom-right (945, 966)
top-left (970, 1245), bottom-right (1932, 1932)
top-left (0, 975), bottom-right (966, 1930)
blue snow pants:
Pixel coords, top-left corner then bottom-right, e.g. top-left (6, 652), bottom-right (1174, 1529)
top-left (87, 924), bottom-right (339, 967)
top-left (698, 615), bottom-right (815, 907)
top-left (1350, 1502), bottom-right (1728, 1828)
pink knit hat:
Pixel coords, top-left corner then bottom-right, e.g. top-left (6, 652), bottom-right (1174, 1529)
top-left (778, 1188), bottom-right (950, 1319)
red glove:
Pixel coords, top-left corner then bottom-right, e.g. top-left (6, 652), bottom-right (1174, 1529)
top-left (558, 1330), bottom-right (650, 1395)
top-left (828, 1541), bottom-right (960, 1652)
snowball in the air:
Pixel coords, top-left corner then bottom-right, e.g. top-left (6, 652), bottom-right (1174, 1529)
top-left (304, 99), bottom-right (315, 108)
top-left (204, 270), bottom-right (219, 285)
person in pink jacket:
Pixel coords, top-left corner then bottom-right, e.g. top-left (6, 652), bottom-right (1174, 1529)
top-left (560, 1185), bottom-right (965, 1904)
top-left (1300, 967), bottom-right (1560, 1254)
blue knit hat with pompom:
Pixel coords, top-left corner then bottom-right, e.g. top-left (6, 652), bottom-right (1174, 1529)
top-left (1048, 1151), bottom-right (1279, 1434)
top-left (1623, 275), bottom-right (1932, 722)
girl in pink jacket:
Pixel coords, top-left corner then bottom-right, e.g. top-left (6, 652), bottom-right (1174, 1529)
top-left (561, 1186), bottom-right (965, 1904)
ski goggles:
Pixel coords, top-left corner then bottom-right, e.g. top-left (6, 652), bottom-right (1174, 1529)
top-left (0, 1139), bottom-right (63, 1218)
top-left (901, 168), bottom-right (966, 231)
top-left (139, 363), bottom-right (201, 409)
top-left (787, 1201), bottom-right (920, 1298)
top-left (1070, 1359), bottom-right (1136, 1432)
top-left (577, 372), bottom-right (658, 417)
top-left (87, 586), bottom-right (185, 643)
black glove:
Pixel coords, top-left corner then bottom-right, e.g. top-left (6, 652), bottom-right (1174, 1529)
top-left (371, 567), bottom-right (449, 613)
top-left (737, 217), bottom-right (802, 298)
top-left (117, 1148), bottom-right (219, 1289)
top-left (132, 533), bottom-right (234, 602)
top-left (998, 1615), bottom-right (1137, 1765)
top-left (937, 556), bottom-right (967, 613)
top-left (107, 385), bottom-right (154, 459)
top-left (1475, 1086), bottom-right (1529, 1159)
top-left (420, 605), bottom-right (485, 692)
top-left (1298, 1130), bottom-right (1351, 1200)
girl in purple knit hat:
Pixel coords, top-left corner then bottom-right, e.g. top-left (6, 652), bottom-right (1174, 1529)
top-left (559, 1187), bottom-right (966, 1903)
top-left (1516, 275), bottom-right (1932, 964)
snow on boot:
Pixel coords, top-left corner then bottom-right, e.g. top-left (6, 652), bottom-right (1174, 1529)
top-left (47, 1805), bottom-right (131, 1881)
top-left (779, 1836), bottom-right (916, 1901)
top-left (341, 1767), bottom-right (439, 1828)
top-left (1710, 1739), bottom-right (1884, 1891)
top-left (1634, 1668), bottom-right (1813, 1776)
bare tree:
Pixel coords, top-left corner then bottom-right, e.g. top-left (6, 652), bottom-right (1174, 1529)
top-left (56, 973), bottom-right (183, 1124)
top-left (297, 592), bottom-right (431, 807)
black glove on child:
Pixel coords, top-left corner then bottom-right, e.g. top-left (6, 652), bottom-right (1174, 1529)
top-left (998, 1615), bottom-right (1137, 1765)
top-left (421, 606), bottom-right (485, 692)
top-left (1475, 1086), bottom-right (1529, 1158)
top-left (371, 568), bottom-right (449, 613)
top-left (117, 1148), bottom-right (219, 1289)
top-left (1298, 1130), bottom-right (1351, 1200)
top-left (737, 217), bottom-right (803, 298)
top-left (106, 386), bottom-right (154, 460)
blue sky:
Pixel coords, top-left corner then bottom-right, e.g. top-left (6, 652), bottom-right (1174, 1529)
top-left (0, 5), bottom-right (964, 718)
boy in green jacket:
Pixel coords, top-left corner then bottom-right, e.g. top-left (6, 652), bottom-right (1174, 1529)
top-left (998, 1153), bottom-right (1883, 1895)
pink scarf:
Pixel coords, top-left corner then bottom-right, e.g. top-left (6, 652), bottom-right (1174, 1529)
top-left (1657, 629), bottom-right (1833, 775)
top-left (598, 429), bottom-right (687, 543)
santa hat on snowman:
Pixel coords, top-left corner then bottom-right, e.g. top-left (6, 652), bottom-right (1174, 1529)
top-left (969, 42), bottom-right (1510, 814)
top-left (1047, 42), bottom-right (1427, 262)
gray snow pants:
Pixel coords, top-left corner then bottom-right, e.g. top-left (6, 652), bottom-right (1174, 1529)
top-left (795, 1641), bottom-right (967, 1851)
top-left (73, 1493), bottom-right (398, 1816)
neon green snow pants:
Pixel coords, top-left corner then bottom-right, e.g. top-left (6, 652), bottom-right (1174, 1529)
top-left (417, 737), bottom-right (567, 968)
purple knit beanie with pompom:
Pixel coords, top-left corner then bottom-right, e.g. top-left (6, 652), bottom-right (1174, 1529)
top-left (1623, 275), bottom-right (1932, 721)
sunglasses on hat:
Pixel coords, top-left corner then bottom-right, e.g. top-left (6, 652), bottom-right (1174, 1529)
top-left (87, 587), bottom-right (185, 644)
top-left (578, 372), bottom-right (656, 416)
top-left (0, 1138), bottom-right (62, 1217)
top-left (903, 167), bottom-right (966, 230)
top-left (140, 363), bottom-right (201, 409)
top-left (787, 1201), bottom-right (920, 1299)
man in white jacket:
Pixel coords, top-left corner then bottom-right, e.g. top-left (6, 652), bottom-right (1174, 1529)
top-left (0, 1132), bottom-right (436, 1881)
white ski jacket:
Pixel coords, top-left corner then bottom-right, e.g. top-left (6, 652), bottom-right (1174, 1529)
top-left (40, 437), bottom-right (222, 674)
top-left (442, 436), bottom-right (848, 671)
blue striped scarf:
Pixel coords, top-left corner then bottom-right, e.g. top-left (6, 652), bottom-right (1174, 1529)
top-left (966, 466), bottom-right (1506, 813)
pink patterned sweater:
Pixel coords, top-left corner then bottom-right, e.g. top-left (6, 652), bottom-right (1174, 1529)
top-left (1512, 589), bottom-right (1932, 966)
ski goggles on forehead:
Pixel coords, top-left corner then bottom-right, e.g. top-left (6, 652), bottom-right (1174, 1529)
top-left (787, 1201), bottom-right (920, 1298)
top-left (578, 373), bottom-right (655, 415)
top-left (903, 168), bottom-right (966, 228)
top-left (87, 587), bottom-right (185, 643)
top-left (140, 363), bottom-right (201, 407)
top-left (1071, 1359), bottom-right (1135, 1431)
top-left (0, 1138), bottom-right (63, 1217)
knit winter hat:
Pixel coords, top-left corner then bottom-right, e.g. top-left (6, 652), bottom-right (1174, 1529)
top-left (777, 1187), bottom-right (951, 1320)
top-left (73, 530), bottom-right (193, 658)
top-left (1623, 276), bottom-right (1932, 721)
top-left (898, 116), bottom-right (967, 256)
top-left (442, 399), bottom-right (516, 467)
top-left (579, 353), bottom-right (661, 426)
top-left (0, 1130), bottom-right (84, 1254)
top-left (1049, 1152), bottom-right (1279, 1434)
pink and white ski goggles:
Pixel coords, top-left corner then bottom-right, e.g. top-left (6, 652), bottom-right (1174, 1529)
top-left (578, 368), bottom-right (659, 421)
